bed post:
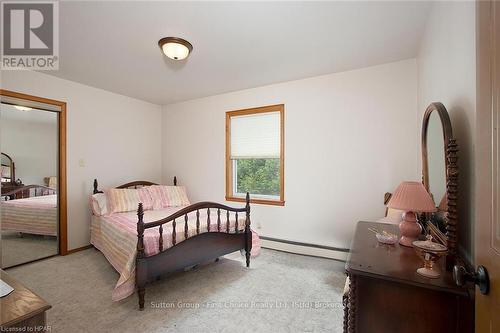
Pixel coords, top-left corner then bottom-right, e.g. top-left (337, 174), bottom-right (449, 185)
top-left (136, 203), bottom-right (146, 310)
top-left (93, 179), bottom-right (104, 194)
top-left (173, 176), bottom-right (177, 186)
top-left (244, 192), bottom-right (252, 268)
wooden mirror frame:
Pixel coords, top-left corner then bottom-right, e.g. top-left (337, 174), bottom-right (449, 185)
top-left (0, 89), bottom-right (68, 255)
top-left (1, 152), bottom-right (15, 183)
top-left (421, 102), bottom-right (459, 269)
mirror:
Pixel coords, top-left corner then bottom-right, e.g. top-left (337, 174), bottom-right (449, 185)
top-left (0, 94), bottom-right (61, 268)
top-left (426, 111), bottom-right (447, 210)
top-left (421, 102), bottom-right (458, 268)
top-left (1, 153), bottom-right (14, 183)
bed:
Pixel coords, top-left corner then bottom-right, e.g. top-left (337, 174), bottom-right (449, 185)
top-left (1, 185), bottom-right (58, 236)
top-left (91, 178), bottom-right (253, 310)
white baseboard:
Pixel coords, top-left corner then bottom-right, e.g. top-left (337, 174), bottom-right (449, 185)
top-left (260, 238), bottom-right (349, 261)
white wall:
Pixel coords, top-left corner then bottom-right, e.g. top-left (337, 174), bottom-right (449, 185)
top-left (1, 105), bottom-right (58, 185)
top-left (162, 59), bottom-right (419, 250)
top-left (417, 1), bottom-right (476, 262)
top-left (1, 71), bottom-right (162, 250)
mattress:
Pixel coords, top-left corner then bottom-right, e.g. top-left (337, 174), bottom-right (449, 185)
top-left (1, 194), bottom-right (58, 236)
top-left (90, 207), bottom-right (248, 301)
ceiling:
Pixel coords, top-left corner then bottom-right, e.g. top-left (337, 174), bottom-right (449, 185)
top-left (43, 1), bottom-right (432, 105)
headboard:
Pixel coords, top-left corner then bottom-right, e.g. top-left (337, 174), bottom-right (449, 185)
top-left (93, 177), bottom-right (177, 194)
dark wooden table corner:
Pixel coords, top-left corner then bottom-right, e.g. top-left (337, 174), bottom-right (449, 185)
top-left (1, 270), bottom-right (51, 330)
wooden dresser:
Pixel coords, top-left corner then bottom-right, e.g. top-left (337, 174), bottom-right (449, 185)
top-left (0, 270), bottom-right (51, 330)
top-left (344, 221), bottom-right (473, 333)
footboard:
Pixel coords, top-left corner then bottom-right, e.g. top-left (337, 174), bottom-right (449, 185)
top-left (136, 193), bottom-right (252, 310)
top-left (2, 184), bottom-right (56, 200)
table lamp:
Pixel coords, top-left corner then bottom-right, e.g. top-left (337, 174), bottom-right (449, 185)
top-left (387, 181), bottom-right (437, 247)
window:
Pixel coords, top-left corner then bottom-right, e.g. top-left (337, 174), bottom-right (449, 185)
top-left (226, 104), bottom-right (284, 206)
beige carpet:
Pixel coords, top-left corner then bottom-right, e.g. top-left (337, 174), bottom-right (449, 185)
top-left (1, 231), bottom-right (58, 268)
top-left (6, 248), bottom-right (346, 332)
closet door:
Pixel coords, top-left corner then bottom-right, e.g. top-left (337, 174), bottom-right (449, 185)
top-left (0, 92), bottom-right (65, 268)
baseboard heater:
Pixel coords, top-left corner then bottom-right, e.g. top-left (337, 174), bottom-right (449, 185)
top-left (259, 236), bottom-right (350, 261)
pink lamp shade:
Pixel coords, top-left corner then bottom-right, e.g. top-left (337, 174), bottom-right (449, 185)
top-left (387, 181), bottom-right (437, 213)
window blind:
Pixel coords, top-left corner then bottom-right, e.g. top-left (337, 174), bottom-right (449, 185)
top-left (230, 111), bottom-right (280, 159)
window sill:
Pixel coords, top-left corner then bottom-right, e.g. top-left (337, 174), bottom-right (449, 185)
top-left (225, 196), bottom-right (285, 206)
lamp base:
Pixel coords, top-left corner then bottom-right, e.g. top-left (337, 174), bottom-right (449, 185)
top-left (399, 235), bottom-right (418, 247)
top-left (399, 211), bottom-right (421, 247)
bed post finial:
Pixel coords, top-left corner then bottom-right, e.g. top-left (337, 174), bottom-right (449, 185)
top-left (93, 179), bottom-right (98, 194)
top-left (137, 203), bottom-right (145, 260)
top-left (245, 192), bottom-right (250, 210)
top-left (174, 176), bottom-right (177, 186)
top-left (244, 192), bottom-right (251, 268)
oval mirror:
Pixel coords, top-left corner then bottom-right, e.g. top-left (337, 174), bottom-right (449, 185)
top-left (421, 102), bottom-right (458, 268)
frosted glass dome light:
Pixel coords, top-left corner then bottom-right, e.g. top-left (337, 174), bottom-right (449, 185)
top-left (158, 37), bottom-right (193, 61)
top-left (13, 105), bottom-right (32, 111)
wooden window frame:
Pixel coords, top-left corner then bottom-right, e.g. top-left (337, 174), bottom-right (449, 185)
top-left (225, 104), bottom-right (285, 206)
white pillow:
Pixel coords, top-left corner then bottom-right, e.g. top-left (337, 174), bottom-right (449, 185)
top-left (90, 193), bottom-right (108, 216)
top-left (377, 208), bottom-right (404, 225)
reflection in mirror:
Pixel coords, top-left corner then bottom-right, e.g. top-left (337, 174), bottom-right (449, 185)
top-left (1, 102), bottom-right (59, 268)
top-left (1, 153), bottom-right (14, 183)
top-left (426, 110), bottom-right (447, 210)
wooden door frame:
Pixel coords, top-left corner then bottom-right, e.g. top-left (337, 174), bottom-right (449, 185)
top-left (0, 89), bottom-right (68, 255)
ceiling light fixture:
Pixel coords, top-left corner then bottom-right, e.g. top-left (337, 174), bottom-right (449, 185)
top-left (158, 37), bottom-right (193, 61)
top-left (13, 105), bottom-right (32, 111)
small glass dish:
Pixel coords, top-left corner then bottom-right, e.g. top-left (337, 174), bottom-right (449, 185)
top-left (375, 232), bottom-right (398, 245)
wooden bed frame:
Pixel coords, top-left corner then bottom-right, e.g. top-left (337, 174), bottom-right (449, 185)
top-left (1, 184), bottom-right (56, 201)
top-left (93, 177), bottom-right (252, 310)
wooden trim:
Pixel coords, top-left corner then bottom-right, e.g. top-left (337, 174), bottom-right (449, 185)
top-left (59, 102), bottom-right (67, 255)
top-left (66, 245), bottom-right (93, 255)
top-left (0, 89), bottom-right (66, 108)
top-left (0, 89), bottom-right (68, 256)
top-left (225, 104), bottom-right (285, 206)
top-left (225, 196), bottom-right (285, 206)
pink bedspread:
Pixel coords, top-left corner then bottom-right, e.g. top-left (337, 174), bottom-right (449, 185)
top-left (91, 207), bottom-right (260, 301)
top-left (1, 195), bottom-right (57, 236)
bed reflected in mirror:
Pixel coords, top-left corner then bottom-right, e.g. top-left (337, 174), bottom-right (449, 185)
top-left (1, 101), bottom-right (59, 268)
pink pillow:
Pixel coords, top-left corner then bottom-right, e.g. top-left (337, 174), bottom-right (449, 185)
top-left (147, 185), bottom-right (190, 209)
top-left (137, 187), bottom-right (153, 210)
top-left (105, 188), bottom-right (153, 214)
